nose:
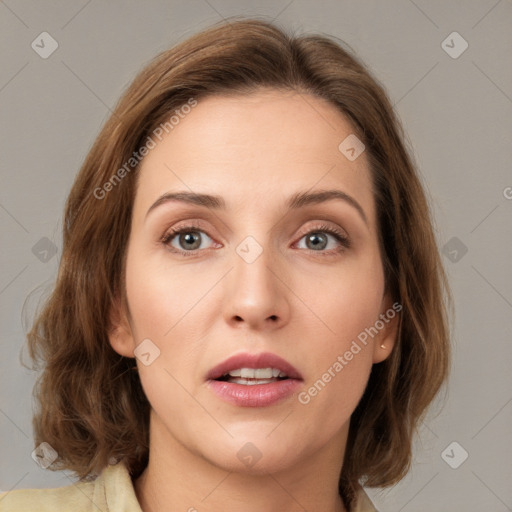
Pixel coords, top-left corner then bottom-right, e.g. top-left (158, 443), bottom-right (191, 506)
top-left (222, 240), bottom-right (290, 331)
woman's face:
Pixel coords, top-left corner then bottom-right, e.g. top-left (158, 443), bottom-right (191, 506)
top-left (109, 89), bottom-right (397, 474)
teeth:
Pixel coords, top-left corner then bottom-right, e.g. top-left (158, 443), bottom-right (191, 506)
top-left (229, 378), bottom-right (278, 385)
top-left (241, 368), bottom-right (262, 378)
top-left (226, 367), bottom-right (288, 379)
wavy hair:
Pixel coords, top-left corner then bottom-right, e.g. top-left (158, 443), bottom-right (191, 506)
top-left (24, 16), bottom-right (452, 509)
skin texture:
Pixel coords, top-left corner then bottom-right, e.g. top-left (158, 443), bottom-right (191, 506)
top-left (108, 89), bottom-right (398, 512)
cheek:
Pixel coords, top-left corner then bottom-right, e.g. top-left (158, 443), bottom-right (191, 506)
top-left (124, 253), bottom-right (203, 418)
top-left (124, 245), bottom-right (203, 340)
top-left (300, 253), bottom-right (384, 353)
top-left (296, 288), bottom-right (378, 433)
top-left (124, 247), bottom-right (212, 385)
top-left (295, 254), bottom-right (383, 411)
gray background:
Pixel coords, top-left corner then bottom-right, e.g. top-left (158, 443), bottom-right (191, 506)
top-left (1, 1), bottom-right (511, 510)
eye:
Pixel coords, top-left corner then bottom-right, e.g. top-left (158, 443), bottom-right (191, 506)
top-left (161, 222), bottom-right (350, 257)
top-left (161, 223), bottom-right (216, 256)
top-left (295, 224), bottom-right (350, 255)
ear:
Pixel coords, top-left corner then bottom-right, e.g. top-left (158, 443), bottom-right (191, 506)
top-left (107, 294), bottom-right (136, 358)
top-left (372, 293), bottom-right (400, 364)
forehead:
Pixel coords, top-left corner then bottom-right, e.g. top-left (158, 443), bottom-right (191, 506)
top-left (134, 89), bottom-right (375, 226)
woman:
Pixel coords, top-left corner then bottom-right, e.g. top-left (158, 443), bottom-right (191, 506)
top-left (0, 17), bottom-right (451, 512)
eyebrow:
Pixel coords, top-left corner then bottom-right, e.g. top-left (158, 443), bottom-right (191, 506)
top-left (145, 189), bottom-right (368, 226)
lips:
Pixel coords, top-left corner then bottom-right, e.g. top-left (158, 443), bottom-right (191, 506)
top-left (206, 352), bottom-right (303, 407)
top-left (206, 352), bottom-right (303, 382)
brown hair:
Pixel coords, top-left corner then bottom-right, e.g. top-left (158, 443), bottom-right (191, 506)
top-left (24, 16), bottom-right (452, 509)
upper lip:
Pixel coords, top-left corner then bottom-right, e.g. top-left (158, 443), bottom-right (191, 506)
top-left (206, 352), bottom-right (303, 381)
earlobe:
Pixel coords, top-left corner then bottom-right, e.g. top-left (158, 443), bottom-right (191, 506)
top-left (107, 296), bottom-right (135, 358)
top-left (372, 295), bottom-right (400, 364)
top-left (372, 320), bottom-right (397, 364)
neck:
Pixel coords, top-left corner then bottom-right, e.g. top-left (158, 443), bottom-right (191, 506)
top-left (134, 410), bottom-right (349, 512)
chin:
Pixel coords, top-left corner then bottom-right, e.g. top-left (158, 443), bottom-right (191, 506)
top-left (219, 449), bottom-right (301, 476)
top-left (195, 433), bottom-right (304, 475)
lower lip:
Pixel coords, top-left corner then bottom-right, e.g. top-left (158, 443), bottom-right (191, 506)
top-left (207, 379), bottom-right (302, 407)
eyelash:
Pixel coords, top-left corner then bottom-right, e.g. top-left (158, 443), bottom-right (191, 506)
top-left (160, 222), bottom-right (351, 257)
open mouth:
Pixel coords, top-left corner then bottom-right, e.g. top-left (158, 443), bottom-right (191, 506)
top-left (215, 367), bottom-right (289, 386)
top-left (206, 351), bottom-right (302, 406)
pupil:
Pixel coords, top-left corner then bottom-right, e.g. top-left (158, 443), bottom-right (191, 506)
top-left (308, 233), bottom-right (327, 250)
top-left (181, 232), bottom-right (201, 250)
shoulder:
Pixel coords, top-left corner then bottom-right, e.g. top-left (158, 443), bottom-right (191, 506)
top-left (0, 478), bottom-right (103, 511)
top-left (0, 462), bottom-right (142, 512)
